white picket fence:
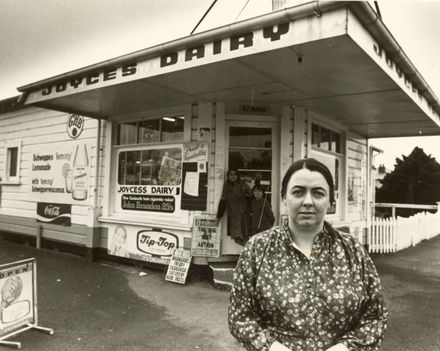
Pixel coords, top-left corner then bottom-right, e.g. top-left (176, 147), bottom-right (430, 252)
top-left (369, 210), bottom-right (440, 254)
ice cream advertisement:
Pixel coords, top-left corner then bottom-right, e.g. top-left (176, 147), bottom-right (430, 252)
top-left (0, 260), bottom-right (35, 337)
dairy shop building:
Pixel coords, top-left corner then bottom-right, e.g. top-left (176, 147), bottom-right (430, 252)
top-left (1, 2), bottom-right (439, 272)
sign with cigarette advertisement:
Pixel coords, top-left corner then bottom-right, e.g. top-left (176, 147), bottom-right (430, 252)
top-left (191, 216), bottom-right (220, 258)
top-left (107, 225), bottom-right (179, 265)
top-left (28, 141), bottom-right (93, 204)
top-left (165, 248), bottom-right (192, 284)
top-left (116, 147), bottom-right (182, 214)
top-left (0, 259), bottom-right (35, 337)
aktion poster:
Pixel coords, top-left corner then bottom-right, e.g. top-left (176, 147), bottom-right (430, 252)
top-left (191, 216), bottom-right (220, 258)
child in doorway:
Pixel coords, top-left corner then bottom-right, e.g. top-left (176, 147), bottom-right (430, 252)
top-left (250, 184), bottom-right (275, 236)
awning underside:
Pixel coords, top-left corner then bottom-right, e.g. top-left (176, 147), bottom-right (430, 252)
top-left (33, 35), bottom-right (440, 138)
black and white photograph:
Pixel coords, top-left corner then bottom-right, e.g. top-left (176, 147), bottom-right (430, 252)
top-left (0, 1), bottom-right (439, 350)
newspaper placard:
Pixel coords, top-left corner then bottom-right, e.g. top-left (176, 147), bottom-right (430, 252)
top-left (0, 258), bottom-right (53, 348)
top-left (191, 216), bottom-right (220, 257)
top-left (165, 248), bottom-right (192, 284)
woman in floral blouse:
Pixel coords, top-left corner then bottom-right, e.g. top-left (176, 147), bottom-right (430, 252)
top-left (228, 158), bottom-right (388, 351)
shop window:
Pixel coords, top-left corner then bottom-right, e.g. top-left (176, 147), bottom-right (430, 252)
top-left (311, 123), bottom-right (341, 153)
top-left (117, 116), bottom-right (184, 145)
top-left (118, 147), bottom-right (182, 186)
top-left (4, 141), bottom-right (21, 183)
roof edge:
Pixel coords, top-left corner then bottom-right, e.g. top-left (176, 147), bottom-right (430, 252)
top-left (16, 1), bottom-right (439, 116)
top-left (349, 1), bottom-right (439, 112)
top-left (17, 1), bottom-right (346, 92)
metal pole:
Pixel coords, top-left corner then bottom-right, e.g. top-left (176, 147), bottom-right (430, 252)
top-left (36, 225), bottom-right (42, 249)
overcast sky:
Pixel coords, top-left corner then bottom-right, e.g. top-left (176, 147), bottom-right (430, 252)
top-left (1, 0), bottom-right (439, 170)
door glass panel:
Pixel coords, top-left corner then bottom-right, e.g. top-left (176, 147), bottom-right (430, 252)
top-left (229, 127), bottom-right (271, 148)
top-left (228, 126), bottom-right (272, 199)
top-left (228, 149), bottom-right (272, 170)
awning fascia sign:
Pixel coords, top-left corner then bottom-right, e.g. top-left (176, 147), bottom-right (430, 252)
top-left (24, 9), bottom-right (348, 105)
top-left (347, 10), bottom-right (440, 127)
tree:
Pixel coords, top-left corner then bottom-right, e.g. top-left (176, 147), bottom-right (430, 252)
top-left (375, 147), bottom-right (440, 217)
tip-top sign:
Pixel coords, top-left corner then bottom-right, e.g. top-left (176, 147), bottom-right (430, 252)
top-left (136, 230), bottom-right (178, 257)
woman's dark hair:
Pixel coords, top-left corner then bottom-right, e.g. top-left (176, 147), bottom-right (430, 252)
top-left (252, 184), bottom-right (264, 194)
top-left (280, 158), bottom-right (335, 203)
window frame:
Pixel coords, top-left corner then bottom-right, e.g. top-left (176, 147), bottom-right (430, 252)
top-left (116, 115), bottom-right (185, 146)
top-left (3, 140), bottom-right (22, 185)
top-left (309, 120), bottom-right (346, 221)
top-left (311, 123), bottom-right (342, 155)
top-left (111, 142), bottom-right (186, 219)
top-left (116, 145), bottom-right (183, 187)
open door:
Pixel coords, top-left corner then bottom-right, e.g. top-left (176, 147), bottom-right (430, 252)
top-left (221, 119), bottom-right (279, 255)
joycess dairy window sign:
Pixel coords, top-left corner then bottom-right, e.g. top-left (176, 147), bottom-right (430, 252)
top-left (113, 116), bottom-right (186, 218)
top-left (115, 147), bottom-right (182, 214)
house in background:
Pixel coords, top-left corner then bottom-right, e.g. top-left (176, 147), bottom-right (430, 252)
top-left (1, 2), bottom-right (440, 275)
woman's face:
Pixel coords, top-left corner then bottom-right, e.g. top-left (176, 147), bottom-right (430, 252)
top-left (253, 188), bottom-right (263, 200)
top-left (284, 168), bottom-right (330, 231)
top-left (114, 228), bottom-right (127, 246)
top-left (228, 171), bottom-right (238, 182)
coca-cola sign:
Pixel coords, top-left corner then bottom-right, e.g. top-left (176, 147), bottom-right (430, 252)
top-left (37, 202), bottom-right (71, 226)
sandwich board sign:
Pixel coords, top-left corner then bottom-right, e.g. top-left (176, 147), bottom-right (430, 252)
top-left (165, 248), bottom-right (192, 284)
top-left (0, 258), bottom-right (53, 348)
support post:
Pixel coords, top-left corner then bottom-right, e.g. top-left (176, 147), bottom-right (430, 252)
top-left (36, 225), bottom-right (42, 249)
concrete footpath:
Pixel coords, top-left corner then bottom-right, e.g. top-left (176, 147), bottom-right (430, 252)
top-left (1, 235), bottom-right (440, 351)
top-left (373, 235), bottom-right (440, 351)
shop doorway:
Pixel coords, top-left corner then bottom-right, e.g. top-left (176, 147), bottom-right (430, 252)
top-left (221, 119), bottom-right (279, 255)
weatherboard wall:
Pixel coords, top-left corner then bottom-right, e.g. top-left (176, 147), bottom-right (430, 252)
top-left (0, 106), bottom-right (103, 247)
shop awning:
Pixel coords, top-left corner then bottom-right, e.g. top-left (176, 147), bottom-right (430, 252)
top-left (18, 1), bottom-right (440, 138)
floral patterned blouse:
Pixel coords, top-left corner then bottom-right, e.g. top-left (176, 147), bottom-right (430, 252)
top-left (228, 223), bottom-right (388, 351)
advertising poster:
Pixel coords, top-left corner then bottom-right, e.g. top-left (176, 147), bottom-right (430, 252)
top-left (191, 216), bottom-right (220, 258)
top-left (36, 202), bottom-right (72, 226)
top-left (181, 142), bottom-right (209, 211)
top-left (28, 141), bottom-right (93, 204)
top-left (165, 248), bottom-right (192, 284)
top-left (0, 259), bottom-right (35, 338)
top-left (107, 224), bottom-right (179, 265)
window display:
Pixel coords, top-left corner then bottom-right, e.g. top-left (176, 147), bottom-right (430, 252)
top-left (118, 148), bottom-right (182, 186)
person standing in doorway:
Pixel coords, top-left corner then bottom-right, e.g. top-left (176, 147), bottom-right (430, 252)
top-left (250, 184), bottom-right (275, 236)
top-left (217, 169), bottom-right (250, 245)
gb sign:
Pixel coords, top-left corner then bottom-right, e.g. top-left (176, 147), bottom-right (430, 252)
top-left (66, 114), bottom-right (84, 139)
